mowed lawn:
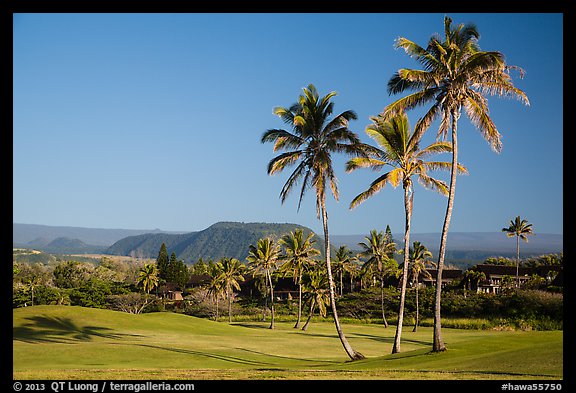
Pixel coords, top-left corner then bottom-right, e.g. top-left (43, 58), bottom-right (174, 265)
top-left (13, 306), bottom-right (563, 380)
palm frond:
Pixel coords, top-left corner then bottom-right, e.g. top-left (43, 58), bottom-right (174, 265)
top-left (463, 92), bottom-right (502, 152)
top-left (267, 150), bottom-right (303, 175)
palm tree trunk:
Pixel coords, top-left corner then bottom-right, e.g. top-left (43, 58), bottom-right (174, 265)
top-left (302, 298), bottom-right (315, 331)
top-left (294, 278), bottom-right (302, 328)
top-left (433, 108), bottom-right (460, 352)
top-left (413, 278), bottom-right (419, 332)
top-left (227, 289), bottom-right (232, 323)
top-left (380, 277), bottom-right (388, 327)
top-left (516, 235), bottom-right (520, 288)
top-left (267, 269), bottom-right (275, 329)
top-left (393, 183), bottom-right (413, 353)
top-left (321, 198), bottom-right (365, 360)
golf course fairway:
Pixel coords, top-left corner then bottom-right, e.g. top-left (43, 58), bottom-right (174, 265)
top-left (13, 306), bottom-right (563, 380)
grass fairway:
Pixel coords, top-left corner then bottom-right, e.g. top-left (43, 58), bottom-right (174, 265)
top-left (13, 305), bottom-right (563, 380)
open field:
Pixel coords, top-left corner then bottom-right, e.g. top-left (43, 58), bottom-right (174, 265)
top-left (13, 306), bottom-right (563, 380)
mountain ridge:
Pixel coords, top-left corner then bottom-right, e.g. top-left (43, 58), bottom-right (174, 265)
top-left (13, 223), bottom-right (562, 267)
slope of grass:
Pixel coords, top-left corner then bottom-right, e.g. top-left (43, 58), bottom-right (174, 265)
top-left (13, 306), bottom-right (563, 380)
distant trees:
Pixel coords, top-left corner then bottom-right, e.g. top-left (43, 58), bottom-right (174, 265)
top-left (155, 243), bottom-right (190, 290)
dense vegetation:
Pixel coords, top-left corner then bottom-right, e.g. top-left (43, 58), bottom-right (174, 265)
top-left (13, 245), bottom-right (563, 331)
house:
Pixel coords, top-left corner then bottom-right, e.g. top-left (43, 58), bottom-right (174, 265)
top-left (420, 268), bottom-right (463, 288)
top-left (470, 264), bottom-right (563, 294)
top-left (166, 290), bottom-right (183, 301)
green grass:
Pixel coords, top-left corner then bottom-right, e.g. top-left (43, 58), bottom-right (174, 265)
top-left (13, 305), bottom-right (563, 380)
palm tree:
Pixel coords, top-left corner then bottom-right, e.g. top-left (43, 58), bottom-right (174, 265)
top-left (348, 112), bottom-right (466, 353)
top-left (382, 16), bottom-right (529, 352)
top-left (332, 245), bottom-right (359, 296)
top-left (206, 262), bottom-right (225, 321)
top-left (406, 241), bottom-right (435, 332)
top-left (217, 258), bottom-right (246, 323)
top-left (301, 265), bottom-right (330, 331)
top-left (278, 229), bottom-right (320, 328)
top-left (502, 216), bottom-right (534, 287)
top-left (463, 269), bottom-right (486, 294)
top-left (262, 83), bottom-right (366, 360)
top-left (247, 238), bottom-right (281, 329)
top-left (137, 263), bottom-right (159, 295)
top-left (136, 263), bottom-right (160, 314)
top-left (357, 229), bottom-right (399, 328)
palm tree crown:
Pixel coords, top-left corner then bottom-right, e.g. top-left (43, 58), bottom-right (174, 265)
top-left (137, 263), bottom-right (159, 295)
top-left (347, 112), bottom-right (467, 209)
top-left (384, 16), bottom-right (529, 148)
top-left (261, 83), bottom-right (365, 216)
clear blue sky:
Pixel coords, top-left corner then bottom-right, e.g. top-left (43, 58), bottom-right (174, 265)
top-left (13, 13), bottom-right (563, 236)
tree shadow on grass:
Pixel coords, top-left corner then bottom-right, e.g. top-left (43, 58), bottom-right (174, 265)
top-left (136, 344), bottom-right (271, 367)
top-left (349, 332), bottom-right (431, 346)
top-left (235, 347), bottom-right (340, 366)
top-left (13, 315), bottom-right (143, 344)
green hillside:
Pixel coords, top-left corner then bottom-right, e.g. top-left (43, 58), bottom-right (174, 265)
top-left (106, 222), bottom-right (325, 262)
top-left (13, 306), bottom-right (563, 380)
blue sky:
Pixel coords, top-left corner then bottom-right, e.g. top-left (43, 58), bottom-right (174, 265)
top-left (12, 13), bottom-right (563, 236)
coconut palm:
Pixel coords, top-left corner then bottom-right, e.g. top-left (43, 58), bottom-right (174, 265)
top-left (463, 269), bottom-right (486, 293)
top-left (137, 263), bottom-right (159, 295)
top-left (206, 261), bottom-right (225, 321)
top-left (301, 265), bottom-right (330, 331)
top-left (247, 238), bottom-right (281, 329)
top-left (382, 16), bottom-right (529, 351)
top-left (135, 263), bottom-right (160, 314)
top-left (278, 229), bottom-right (320, 328)
top-left (332, 245), bottom-right (359, 296)
top-left (357, 229), bottom-right (399, 328)
top-left (348, 112), bottom-right (466, 353)
top-left (217, 258), bottom-right (246, 323)
top-left (262, 83), bottom-right (366, 360)
top-left (406, 241), bottom-right (435, 332)
top-left (502, 216), bottom-right (534, 287)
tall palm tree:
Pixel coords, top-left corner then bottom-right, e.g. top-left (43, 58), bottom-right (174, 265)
top-left (348, 112), bottom-right (466, 353)
top-left (262, 83), bottom-right (366, 360)
top-left (357, 229), bottom-right (399, 328)
top-left (382, 16), bottom-right (529, 351)
top-left (502, 216), bottom-right (534, 287)
top-left (406, 241), bottom-right (435, 332)
top-left (206, 261), bottom-right (225, 320)
top-left (301, 265), bottom-right (330, 331)
top-left (278, 229), bottom-right (320, 328)
top-left (332, 245), bottom-right (359, 296)
top-left (247, 237), bottom-right (281, 329)
top-left (217, 258), bottom-right (246, 323)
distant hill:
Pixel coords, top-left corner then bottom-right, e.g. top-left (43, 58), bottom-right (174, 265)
top-left (107, 221), bottom-right (324, 263)
top-left (13, 223), bottom-right (184, 247)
